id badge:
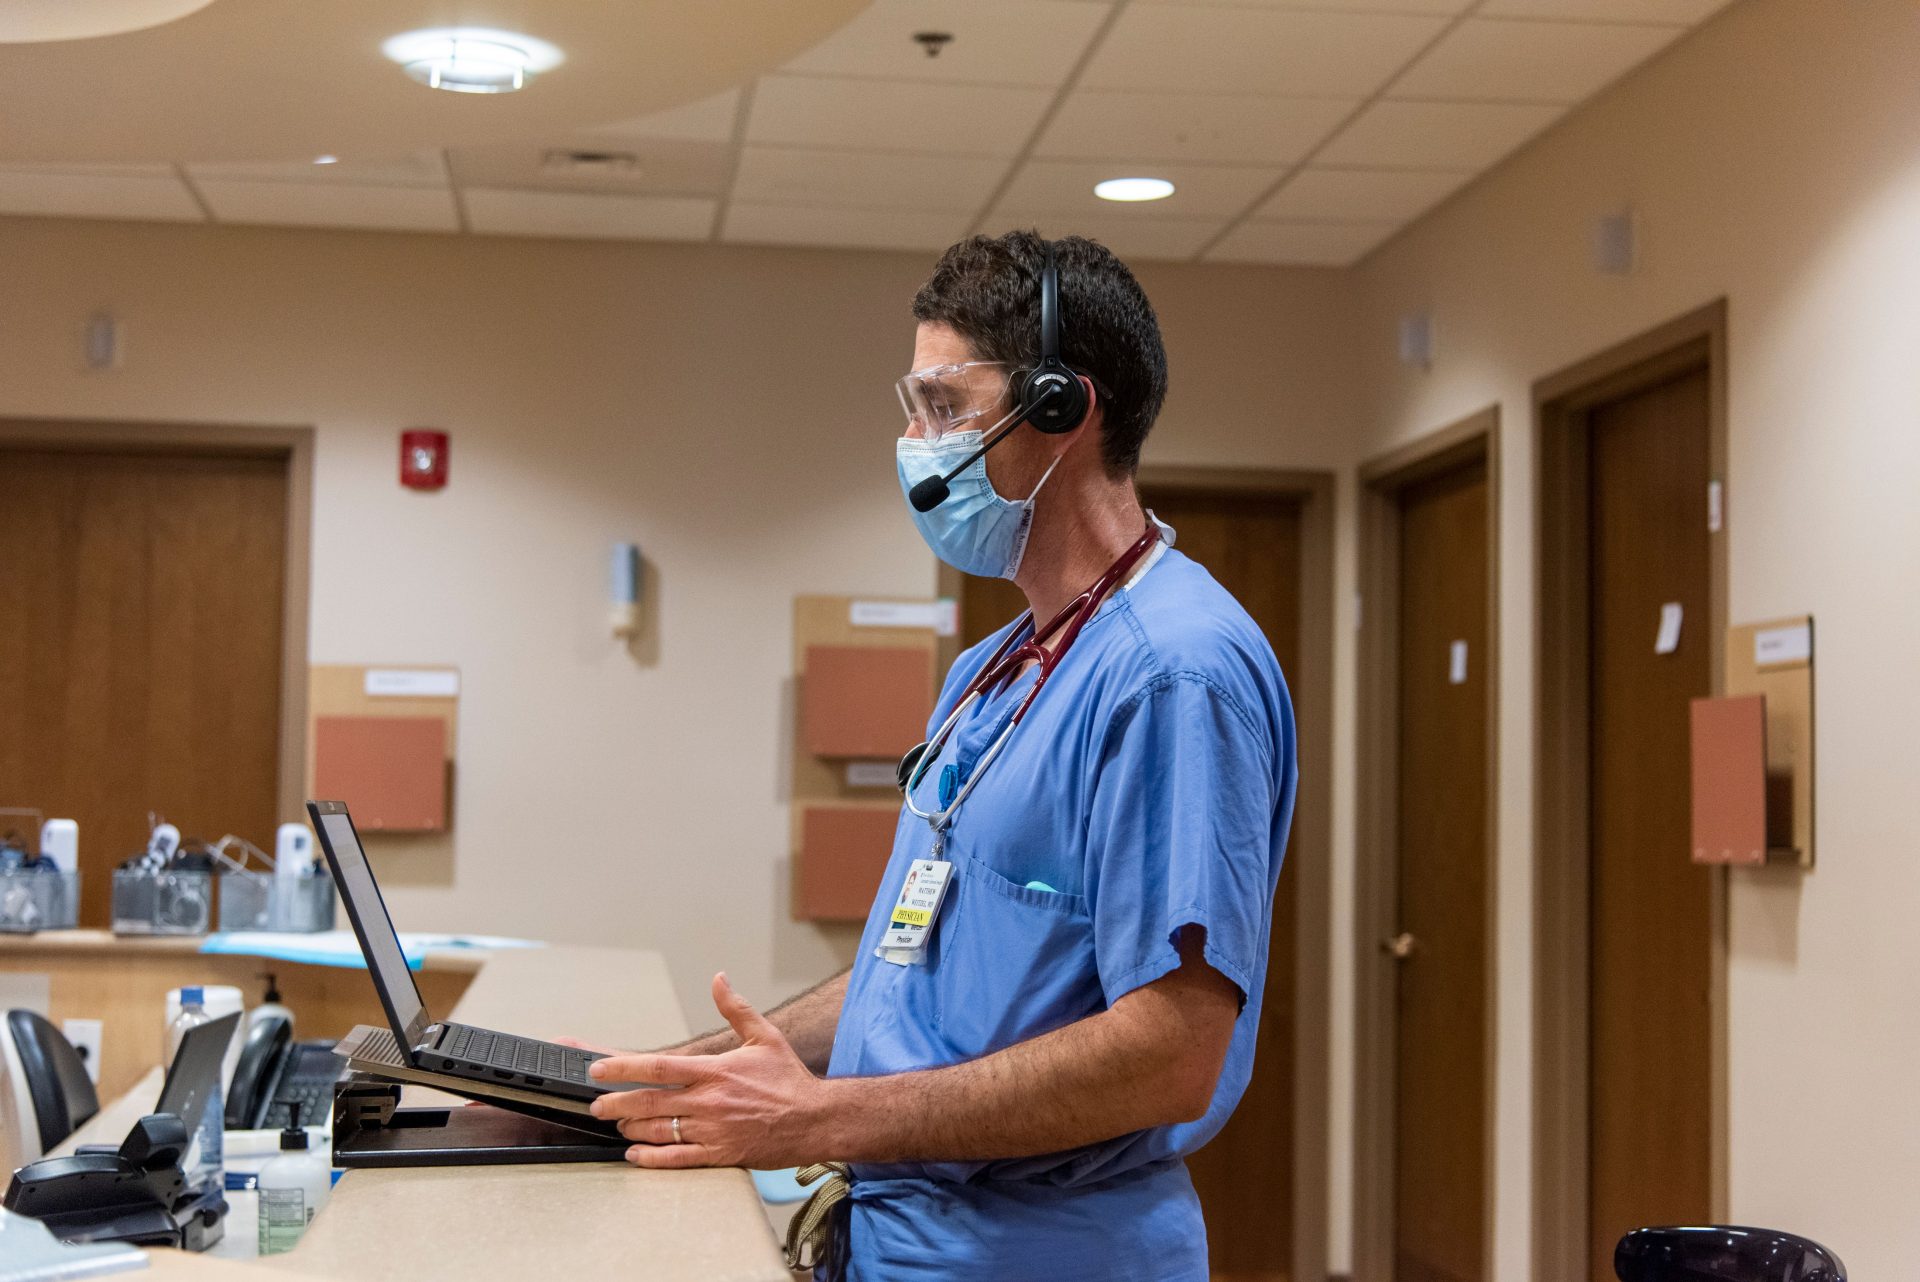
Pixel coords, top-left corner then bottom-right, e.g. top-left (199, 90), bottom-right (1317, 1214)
top-left (876, 858), bottom-right (953, 966)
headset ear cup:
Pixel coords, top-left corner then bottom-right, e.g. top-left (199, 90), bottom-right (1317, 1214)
top-left (1035, 368), bottom-right (1088, 434)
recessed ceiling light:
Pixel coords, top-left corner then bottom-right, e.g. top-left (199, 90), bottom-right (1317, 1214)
top-left (313, 154), bottom-right (339, 165)
top-left (381, 27), bottom-right (564, 94)
top-left (1094, 177), bottom-right (1175, 203)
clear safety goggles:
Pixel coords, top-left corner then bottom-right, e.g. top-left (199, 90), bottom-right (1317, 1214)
top-left (895, 361), bottom-right (1014, 444)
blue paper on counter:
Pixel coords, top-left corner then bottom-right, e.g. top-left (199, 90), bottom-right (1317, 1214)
top-left (200, 930), bottom-right (544, 969)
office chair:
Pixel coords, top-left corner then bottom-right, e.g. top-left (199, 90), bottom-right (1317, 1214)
top-left (2, 1010), bottom-right (99, 1166)
top-left (1616, 1226), bottom-right (1846, 1282)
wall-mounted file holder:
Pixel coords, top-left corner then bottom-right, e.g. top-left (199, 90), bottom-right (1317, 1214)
top-left (1692, 615), bottom-right (1815, 868)
top-left (788, 596), bottom-right (945, 923)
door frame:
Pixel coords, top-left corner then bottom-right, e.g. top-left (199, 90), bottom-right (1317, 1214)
top-left (1530, 300), bottom-right (1731, 1280)
top-left (1351, 407), bottom-right (1502, 1281)
top-left (936, 464), bottom-right (1335, 1282)
top-left (0, 417), bottom-right (316, 824)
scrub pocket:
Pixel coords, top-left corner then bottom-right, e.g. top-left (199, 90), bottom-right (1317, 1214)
top-left (930, 849), bottom-right (1103, 1056)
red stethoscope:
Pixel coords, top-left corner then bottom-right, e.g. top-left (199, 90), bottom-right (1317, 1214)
top-left (896, 521), bottom-right (1163, 846)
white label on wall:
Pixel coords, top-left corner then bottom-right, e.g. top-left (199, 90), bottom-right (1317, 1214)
top-left (365, 669), bottom-right (460, 698)
top-left (1654, 603), bottom-right (1684, 656)
top-left (1708, 480), bottom-right (1724, 533)
top-left (846, 761), bottom-right (900, 789)
top-left (1754, 621), bottom-right (1812, 667)
top-left (850, 601), bottom-right (957, 636)
top-left (1448, 640), bottom-right (1469, 685)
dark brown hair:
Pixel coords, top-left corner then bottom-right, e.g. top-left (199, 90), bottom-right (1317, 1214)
top-left (911, 230), bottom-right (1169, 476)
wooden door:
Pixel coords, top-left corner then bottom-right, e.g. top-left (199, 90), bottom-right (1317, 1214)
top-left (0, 447), bottom-right (290, 925)
top-left (1585, 368), bottom-right (1714, 1280)
top-left (1391, 459), bottom-right (1489, 1282)
top-left (959, 489), bottom-right (1304, 1281)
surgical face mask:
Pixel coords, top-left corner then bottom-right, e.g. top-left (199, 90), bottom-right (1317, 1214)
top-left (896, 431), bottom-right (1060, 580)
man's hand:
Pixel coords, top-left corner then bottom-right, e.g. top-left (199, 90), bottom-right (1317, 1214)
top-left (587, 973), bottom-right (830, 1169)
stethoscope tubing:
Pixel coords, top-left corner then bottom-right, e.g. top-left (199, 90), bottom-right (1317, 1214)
top-left (899, 522), bottom-right (1163, 834)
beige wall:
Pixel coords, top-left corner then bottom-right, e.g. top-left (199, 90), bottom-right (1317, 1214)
top-left (0, 216), bottom-right (1357, 1039)
top-left (1350, 0), bottom-right (1920, 1276)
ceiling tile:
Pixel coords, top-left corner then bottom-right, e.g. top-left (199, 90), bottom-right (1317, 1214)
top-left (996, 159), bottom-right (1283, 218)
top-left (448, 138), bottom-right (732, 198)
top-left (1258, 166), bottom-right (1470, 221)
top-left (0, 164), bottom-right (202, 222)
top-left (186, 153), bottom-right (447, 187)
top-left (780, 0), bottom-right (1112, 87)
top-left (722, 202), bottom-right (969, 252)
top-left (1206, 218), bottom-right (1401, 266)
top-left (197, 180), bottom-right (458, 232)
top-left (734, 147), bottom-right (1009, 212)
top-left (587, 90), bottom-right (744, 144)
top-left (980, 208), bottom-right (1224, 262)
top-left (1391, 17), bottom-right (1682, 103)
top-left (463, 189), bottom-right (715, 241)
top-left (1137, 0), bottom-right (1471, 12)
top-left (1477, 0), bottom-right (1732, 22)
top-left (1037, 92), bottom-right (1357, 165)
top-left (1081, 7), bottom-right (1449, 97)
top-left (747, 75), bottom-right (1051, 156)
top-left (1318, 99), bottom-right (1565, 169)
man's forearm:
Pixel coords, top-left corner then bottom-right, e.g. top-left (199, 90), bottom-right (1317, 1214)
top-left (814, 939), bottom-right (1237, 1164)
top-left (673, 967), bottom-right (849, 1071)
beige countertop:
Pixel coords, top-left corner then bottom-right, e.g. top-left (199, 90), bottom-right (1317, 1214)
top-left (54, 944), bottom-right (790, 1282)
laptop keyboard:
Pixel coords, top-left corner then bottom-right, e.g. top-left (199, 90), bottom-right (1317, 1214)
top-left (446, 1025), bottom-right (598, 1084)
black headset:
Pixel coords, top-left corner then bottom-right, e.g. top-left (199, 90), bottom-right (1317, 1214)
top-left (1013, 242), bottom-right (1090, 435)
top-left (907, 239), bottom-right (1090, 512)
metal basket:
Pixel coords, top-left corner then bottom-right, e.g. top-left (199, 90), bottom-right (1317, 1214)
top-left (218, 870), bottom-right (336, 933)
top-left (112, 867), bottom-right (216, 936)
top-left (0, 868), bottom-right (80, 933)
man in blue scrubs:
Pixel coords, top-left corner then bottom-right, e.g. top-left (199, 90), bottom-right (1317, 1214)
top-left (583, 231), bottom-right (1296, 1281)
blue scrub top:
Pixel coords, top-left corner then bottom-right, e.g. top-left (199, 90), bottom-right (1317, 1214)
top-left (825, 541), bottom-right (1298, 1282)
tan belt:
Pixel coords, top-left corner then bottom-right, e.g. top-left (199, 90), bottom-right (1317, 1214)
top-left (783, 1161), bottom-right (852, 1277)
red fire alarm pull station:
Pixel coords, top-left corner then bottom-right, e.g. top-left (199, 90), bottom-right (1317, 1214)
top-left (400, 430), bottom-right (449, 490)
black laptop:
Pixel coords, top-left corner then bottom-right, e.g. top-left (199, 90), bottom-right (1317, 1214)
top-left (308, 800), bottom-right (613, 1104)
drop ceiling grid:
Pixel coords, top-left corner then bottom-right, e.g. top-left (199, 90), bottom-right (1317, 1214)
top-left (0, 0), bottom-right (1731, 263)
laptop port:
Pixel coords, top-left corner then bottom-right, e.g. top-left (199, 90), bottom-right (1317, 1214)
top-left (526, 1077), bottom-right (544, 1085)
top-left (494, 1069), bottom-right (512, 1078)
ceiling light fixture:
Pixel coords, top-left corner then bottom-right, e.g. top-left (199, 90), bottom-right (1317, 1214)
top-left (381, 27), bottom-right (564, 95)
top-left (1095, 177), bottom-right (1175, 203)
top-left (313, 154), bottom-right (339, 165)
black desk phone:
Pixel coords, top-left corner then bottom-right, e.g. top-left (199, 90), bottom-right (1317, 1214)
top-left (4, 1011), bottom-right (239, 1249)
top-left (225, 1010), bottom-right (347, 1130)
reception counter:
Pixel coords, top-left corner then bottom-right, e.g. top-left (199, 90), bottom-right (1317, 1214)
top-left (12, 936), bottom-right (792, 1282)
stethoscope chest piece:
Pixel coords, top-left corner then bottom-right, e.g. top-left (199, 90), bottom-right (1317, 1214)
top-left (896, 741), bottom-right (930, 793)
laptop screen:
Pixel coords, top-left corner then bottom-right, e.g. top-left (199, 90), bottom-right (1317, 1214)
top-left (309, 803), bottom-right (430, 1048)
top-left (157, 1010), bottom-right (240, 1128)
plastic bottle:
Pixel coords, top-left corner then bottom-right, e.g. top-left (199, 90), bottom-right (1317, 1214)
top-left (256, 1103), bottom-right (328, 1255)
top-left (166, 985), bottom-right (224, 1193)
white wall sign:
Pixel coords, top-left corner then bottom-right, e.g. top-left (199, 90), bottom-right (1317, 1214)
top-left (365, 668), bottom-right (460, 698)
top-left (1655, 603), bottom-right (1684, 655)
top-left (845, 761), bottom-right (900, 789)
top-left (1755, 621), bottom-right (1812, 666)
top-left (849, 600), bottom-right (957, 636)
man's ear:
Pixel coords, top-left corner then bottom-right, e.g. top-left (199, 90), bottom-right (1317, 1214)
top-left (1055, 374), bottom-right (1101, 458)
